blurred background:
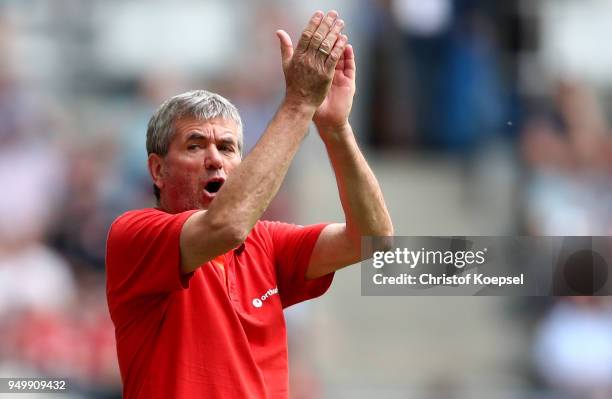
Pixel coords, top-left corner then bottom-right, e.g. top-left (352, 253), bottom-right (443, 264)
top-left (2, 0), bottom-right (612, 398)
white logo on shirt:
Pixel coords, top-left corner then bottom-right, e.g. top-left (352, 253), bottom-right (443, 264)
top-left (252, 287), bottom-right (278, 308)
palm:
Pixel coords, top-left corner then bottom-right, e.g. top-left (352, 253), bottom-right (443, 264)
top-left (314, 47), bottom-right (356, 131)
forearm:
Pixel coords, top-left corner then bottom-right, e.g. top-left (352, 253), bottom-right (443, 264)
top-left (320, 123), bottom-right (393, 240)
top-left (205, 100), bottom-right (316, 238)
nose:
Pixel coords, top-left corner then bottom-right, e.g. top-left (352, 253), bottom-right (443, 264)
top-left (204, 145), bottom-right (223, 170)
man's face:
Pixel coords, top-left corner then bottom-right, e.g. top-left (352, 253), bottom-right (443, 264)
top-left (150, 117), bottom-right (242, 212)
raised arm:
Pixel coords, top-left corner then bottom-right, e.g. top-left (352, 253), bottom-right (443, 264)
top-left (306, 44), bottom-right (394, 279)
top-left (180, 11), bottom-right (348, 273)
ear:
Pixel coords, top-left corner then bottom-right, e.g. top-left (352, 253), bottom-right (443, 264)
top-left (148, 153), bottom-right (165, 191)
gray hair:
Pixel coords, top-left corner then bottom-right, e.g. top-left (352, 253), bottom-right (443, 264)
top-left (146, 89), bottom-right (243, 157)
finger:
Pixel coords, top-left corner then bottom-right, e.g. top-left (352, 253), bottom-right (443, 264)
top-left (276, 30), bottom-right (294, 71)
top-left (325, 34), bottom-right (348, 73)
top-left (296, 10), bottom-right (324, 54)
top-left (308, 10), bottom-right (338, 53)
top-left (318, 18), bottom-right (344, 58)
top-left (335, 51), bottom-right (345, 71)
top-left (343, 44), bottom-right (356, 80)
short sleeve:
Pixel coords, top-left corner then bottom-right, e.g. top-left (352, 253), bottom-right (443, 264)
top-left (106, 208), bottom-right (198, 303)
top-left (263, 221), bottom-right (334, 308)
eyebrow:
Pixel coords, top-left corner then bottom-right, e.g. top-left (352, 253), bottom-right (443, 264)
top-left (185, 132), bottom-right (236, 145)
top-left (218, 136), bottom-right (237, 145)
top-left (186, 132), bottom-right (207, 141)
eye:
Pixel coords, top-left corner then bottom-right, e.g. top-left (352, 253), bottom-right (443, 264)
top-left (187, 144), bottom-right (201, 151)
top-left (219, 144), bottom-right (236, 153)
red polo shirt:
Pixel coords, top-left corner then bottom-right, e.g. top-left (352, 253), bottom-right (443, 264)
top-left (105, 208), bottom-right (333, 399)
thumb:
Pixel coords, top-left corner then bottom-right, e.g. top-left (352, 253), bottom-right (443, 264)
top-left (275, 30), bottom-right (293, 70)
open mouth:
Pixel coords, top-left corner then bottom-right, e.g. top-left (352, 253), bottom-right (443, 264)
top-left (204, 178), bottom-right (225, 195)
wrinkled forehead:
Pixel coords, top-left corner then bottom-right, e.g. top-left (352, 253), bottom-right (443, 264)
top-left (172, 116), bottom-right (240, 142)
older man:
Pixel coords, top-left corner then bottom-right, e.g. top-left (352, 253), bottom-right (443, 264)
top-left (106, 10), bottom-right (392, 399)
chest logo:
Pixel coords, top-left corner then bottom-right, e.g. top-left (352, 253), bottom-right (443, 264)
top-left (252, 287), bottom-right (279, 308)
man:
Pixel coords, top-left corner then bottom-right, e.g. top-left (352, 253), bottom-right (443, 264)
top-left (106, 10), bottom-right (393, 398)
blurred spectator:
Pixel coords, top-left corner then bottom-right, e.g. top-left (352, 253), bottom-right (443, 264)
top-left (0, 13), bottom-right (74, 317)
top-left (0, 241), bottom-right (76, 319)
top-left (523, 80), bottom-right (612, 398)
top-left (367, 0), bottom-right (508, 151)
top-left (534, 298), bottom-right (612, 399)
top-left (48, 140), bottom-right (120, 273)
top-left (522, 81), bottom-right (612, 235)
